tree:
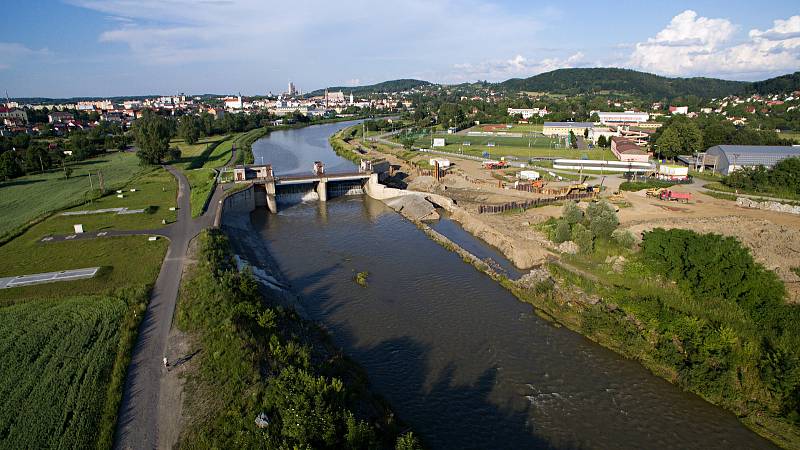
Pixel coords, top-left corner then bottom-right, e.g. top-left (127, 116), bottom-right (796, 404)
top-left (178, 115), bottom-right (201, 145)
top-left (612, 229), bottom-right (636, 248)
top-left (583, 128), bottom-right (589, 138)
top-left (134, 109), bottom-right (173, 165)
top-left (0, 152), bottom-right (22, 180)
top-left (597, 135), bottom-right (607, 147)
top-left (571, 223), bottom-right (594, 254)
top-left (655, 126), bottom-right (682, 159)
top-left (553, 220), bottom-right (571, 243)
top-left (562, 201), bottom-right (583, 224)
top-left (586, 201), bottom-right (618, 238)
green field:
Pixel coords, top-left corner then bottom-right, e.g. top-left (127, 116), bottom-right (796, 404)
top-left (0, 234), bottom-right (168, 303)
top-left (0, 152), bottom-right (144, 240)
top-left (33, 167), bottom-right (178, 235)
top-left (0, 288), bottom-right (148, 449)
top-left (779, 131), bottom-right (800, 143)
top-left (418, 132), bottom-right (615, 160)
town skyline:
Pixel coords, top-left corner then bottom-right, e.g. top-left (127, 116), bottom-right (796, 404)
top-left (1, 0), bottom-right (799, 97)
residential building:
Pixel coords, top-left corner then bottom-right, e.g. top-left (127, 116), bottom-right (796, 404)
top-left (507, 107), bottom-right (547, 119)
top-left (669, 106), bottom-right (688, 115)
top-left (0, 107), bottom-right (28, 124)
top-left (48, 111), bottom-right (74, 123)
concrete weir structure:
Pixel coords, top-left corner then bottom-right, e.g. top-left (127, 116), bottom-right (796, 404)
top-left (234, 161), bottom-right (378, 213)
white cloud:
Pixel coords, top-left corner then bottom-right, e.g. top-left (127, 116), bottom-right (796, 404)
top-left (69, 0), bottom-right (547, 69)
top-left (0, 43), bottom-right (50, 70)
top-left (629, 10), bottom-right (800, 79)
top-left (446, 52), bottom-right (587, 83)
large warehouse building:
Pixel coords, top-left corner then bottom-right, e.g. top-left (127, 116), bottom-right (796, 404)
top-left (542, 121), bottom-right (593, 137)
top-left (699, 145), bottom-right (800, 175)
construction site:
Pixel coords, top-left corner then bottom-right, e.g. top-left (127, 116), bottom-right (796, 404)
top-left (348, 132), bottom-right (800, 303)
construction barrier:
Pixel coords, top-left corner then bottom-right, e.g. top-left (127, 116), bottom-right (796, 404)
top-left (514, 184), bottom-right (570, 195)
top-left (478, 192), bottom-right (597, 214)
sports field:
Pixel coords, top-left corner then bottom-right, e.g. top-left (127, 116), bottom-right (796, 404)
top-left (416, 133), bottom-right (615, 160)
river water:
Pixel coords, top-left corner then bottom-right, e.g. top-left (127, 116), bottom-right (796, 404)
top-left (249, 122), bottom-right (773, 449)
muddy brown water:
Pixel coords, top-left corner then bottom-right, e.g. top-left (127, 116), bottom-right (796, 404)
top-left (247, 122), bottom-right (774, 449)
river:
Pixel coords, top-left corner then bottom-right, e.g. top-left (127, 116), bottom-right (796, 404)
top-left (248, 121), bottom-right (773, 449)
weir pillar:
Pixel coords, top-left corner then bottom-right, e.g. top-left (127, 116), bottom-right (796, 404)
top-left (316, 178), bottom-right (328, 202)
top-left (265, 178), bottom-right (278, 213)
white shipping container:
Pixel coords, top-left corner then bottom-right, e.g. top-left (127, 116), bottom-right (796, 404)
top-left (659, 165), bottom-right (689, 176)
top-left (429, 158), bottom-right (451, 168)
top-left (519, 170), bottom-right (540, 180)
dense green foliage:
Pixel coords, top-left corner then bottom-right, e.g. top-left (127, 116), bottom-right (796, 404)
top-left (638, 229), bottom-right (800, 425)
top-left (177, 231), bottom-right (410, 449)
top-left (134, 109), bottom-right (173, 164)
top-left (0, 121), bottom-right (127, 181)
top-left (0, 287), bottom-right (149, 449)
top-left (307, 79), bottom-right (430, 96)
top-left (723, 157), bottom-right (800, 197)
top-left (499, 68), bottom-right (749, 100)
top-left (751, 72), bottom-right (800, 95)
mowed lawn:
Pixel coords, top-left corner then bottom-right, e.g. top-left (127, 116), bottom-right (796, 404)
top-left (37, 166), bottom-right (178, 235)
top-left (0, 234), bottom-right (168, 303)
top-left (169, 134), bottom-right (238, 217)
top-left (418, 132), bottom-right (616, 160)
top-left (0, 290), bottom-right (146, 449)
top-left (0, 152), bottom-right (141, 239)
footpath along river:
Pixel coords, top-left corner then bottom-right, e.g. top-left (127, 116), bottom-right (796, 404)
top-left (247, 121), bottom-right (774, 449)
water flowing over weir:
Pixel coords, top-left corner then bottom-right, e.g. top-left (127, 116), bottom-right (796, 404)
top-left (241, 121), bottom-right (775, 449)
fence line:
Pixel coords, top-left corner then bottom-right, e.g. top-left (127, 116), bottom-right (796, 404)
top-left (478, 192), bottom-right (597, 214)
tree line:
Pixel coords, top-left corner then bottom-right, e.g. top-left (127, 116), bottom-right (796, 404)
top-left (652, 115), bottom-right (793, 159)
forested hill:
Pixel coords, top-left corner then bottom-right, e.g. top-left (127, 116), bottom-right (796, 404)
top-left (307, 79), bottom-right (430, 96)
top-left (750, 72), bottom-right (800, 95)
top-left (498, 68), bottom-right (751, 100)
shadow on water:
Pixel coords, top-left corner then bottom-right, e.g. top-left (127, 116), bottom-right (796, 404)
top-left (353, 336), bottom-right (581, 449)
top-left (290, 264), bottom-right (578, 449)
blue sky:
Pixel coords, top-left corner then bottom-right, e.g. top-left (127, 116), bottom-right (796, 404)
top-left (1, 0), bottom-right (799, 97)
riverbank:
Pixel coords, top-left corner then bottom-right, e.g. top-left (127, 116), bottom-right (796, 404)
top-left (172, 186), bottom-right (418, 448)
top-left (336, 129), bottom-right (800, 448)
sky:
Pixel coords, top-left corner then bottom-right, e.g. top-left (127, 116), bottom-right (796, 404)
top-left (0, 0), bottom-right (799, 98)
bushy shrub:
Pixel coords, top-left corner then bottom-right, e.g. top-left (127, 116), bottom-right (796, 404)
top-left (553, 219), bottom-right (571, 243)
top-left (612, 229), bottom-right (636, 248)
top-left (571, 223), bottom-right (594, 254)
top-left (562, 201), bottom-right (583, 224)
top-left (586, 201), bottom-right (618, 238)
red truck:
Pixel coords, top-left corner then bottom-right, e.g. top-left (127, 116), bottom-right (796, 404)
top-left (659, 189), bottom-right (691, 203)
top-left (482, 160), bottom-right (508, 169)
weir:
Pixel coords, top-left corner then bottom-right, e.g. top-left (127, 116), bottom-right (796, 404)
top-left (233, 161), bottom-right (380, 213)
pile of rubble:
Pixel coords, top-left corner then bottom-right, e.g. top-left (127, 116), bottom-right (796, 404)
top-left (737, 197), bottom-right (800, 215)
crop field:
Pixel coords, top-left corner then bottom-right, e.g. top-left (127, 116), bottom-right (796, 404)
top-left (0, 291), bottom-right (141, 449)
top-left (0, 152), bottom-right (142, 239)
top-left (0, 235), bottom-right (167, 303)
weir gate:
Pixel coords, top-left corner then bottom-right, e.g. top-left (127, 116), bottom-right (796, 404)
top-left (233, 160), bottom-right (384, 213)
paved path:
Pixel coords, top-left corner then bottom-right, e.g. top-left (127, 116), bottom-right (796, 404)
top-left (114, 165), bottom-right (232, 450)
